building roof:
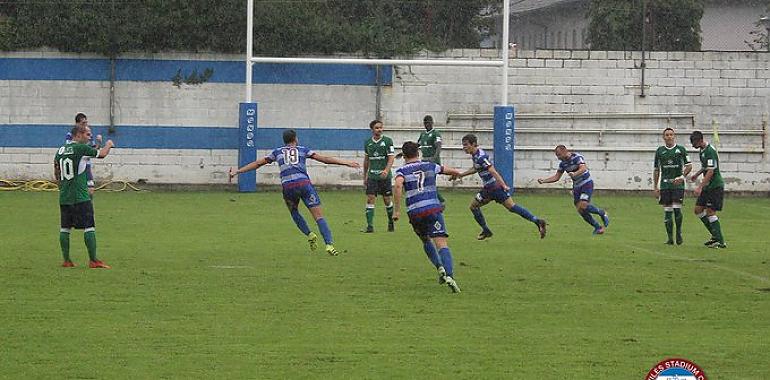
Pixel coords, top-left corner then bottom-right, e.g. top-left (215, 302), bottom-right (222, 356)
top-left (510, 0), bottom-right (583, 14)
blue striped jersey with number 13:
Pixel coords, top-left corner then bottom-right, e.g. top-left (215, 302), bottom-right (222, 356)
top-left (265, 145), bottom-right (315, 187)
top-left (395, 161), bottom-right (443, 216)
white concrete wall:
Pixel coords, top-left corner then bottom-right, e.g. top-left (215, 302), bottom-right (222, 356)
top-left (1, 49), bottom-right (769, 191)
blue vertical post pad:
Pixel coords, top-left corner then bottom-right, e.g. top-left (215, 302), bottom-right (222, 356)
top-left (238, 103), bottom-right (258, 192)
top-left (493, 106), bottom-right (515, 193)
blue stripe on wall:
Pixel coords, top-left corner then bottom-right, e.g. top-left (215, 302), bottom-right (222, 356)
top-left (0, 58), bottom-right (393, 86)
top-left (1, 124), bottom-right (371, 150)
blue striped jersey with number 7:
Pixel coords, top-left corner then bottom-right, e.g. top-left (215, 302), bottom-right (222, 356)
top-left (395, 161), bottom-right (444, 216)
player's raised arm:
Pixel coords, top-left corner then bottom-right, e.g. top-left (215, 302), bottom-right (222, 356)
top-left (97, 140), bottom-right (114, 158)
top-left (310, 153), bottom-right (360, 168)
top-left (537, 169), bottom-right (564, 184)
top-left (392, 175), bottom-right (404, 221)
top-left (229, 157), bottom-right (270, 181)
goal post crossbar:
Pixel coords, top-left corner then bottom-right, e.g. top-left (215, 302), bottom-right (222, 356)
top-left (249, 57), bottom-right (504, 67)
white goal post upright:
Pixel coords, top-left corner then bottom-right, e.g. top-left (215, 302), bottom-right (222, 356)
top-left (241, 0), bottom-right (515, 191)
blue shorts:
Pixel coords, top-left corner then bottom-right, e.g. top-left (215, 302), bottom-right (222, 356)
top-left (86, 162), bottom-right (94, 187)
top-left (283, 184), bottom-right (321, 209)
top-left (475, 186), bottom-right (510, 204)
top-left (408, 211), bottom-right (449, 238)
top-left (572, 180), bottom-right (594, 204)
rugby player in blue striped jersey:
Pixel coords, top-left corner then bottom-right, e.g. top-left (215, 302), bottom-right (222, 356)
top-left (230, 129), bottom-right (360, 256)
top-left (393, 141), bottom-right (462, 293)
top-left (454, 134), bottom-right (547, 241)
top-left (538, 145), bottom-right (610, 234)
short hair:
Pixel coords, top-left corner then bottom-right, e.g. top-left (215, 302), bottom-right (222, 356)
top-left (75, 113), bottom-right (87, 123)
top-left (282, 129), bottom-right (297, 144)
top-left (401, 141), bottom-right (420, 159)
top-left (555, 144), bottom-right (567, 152)
top-left (690, 130), bottom-right (704, 143)
top-left (663, 127), bottom-right (675, 134)
top-left (70, 124), bottom-right (89, 137)
top-left (423, 115), bottom-right (433, 124)
top-left (461, 134), bottom-right (477, 145)
top-left (369, 119), bottom-right (382, 129)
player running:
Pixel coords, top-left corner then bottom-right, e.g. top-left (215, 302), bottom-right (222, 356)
top-left (393, 141), bottom-right (462, 293)
top-left (653, 128), bottom-right (692, 245)
top-left (453, 134), bottom-right (547, 240)
top-left (538, 145), bottom-right (609, 234)
top-left (230, 129), bottom-right (360, 256)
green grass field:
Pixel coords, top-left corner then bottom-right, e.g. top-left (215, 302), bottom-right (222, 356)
top-left (1, 190), bottom-right (769, 379)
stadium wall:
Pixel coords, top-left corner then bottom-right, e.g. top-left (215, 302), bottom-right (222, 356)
top-left (1, 50), bottom-right (768, 191)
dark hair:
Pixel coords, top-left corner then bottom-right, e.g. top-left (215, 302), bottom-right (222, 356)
top-left (282, 129), bottom-right (297, 144)
top-left (663, 127), bottom-right (675, 134)
top-left (461, 134), bottom-right (477, 145)
top-left (70, 124), bottom-right (89, 137)
top-left (75, 113), bottom-right (87, 123)
top-left (690, 130), bottom-right (704, 143)
top-left (555, 144), bottom-right (567, 152)
top-left (423, 115), bottom-right (433, 123)
top-left (369, 119), bottom-right (382, 129)
top-left (401, 141), bottom-right (420, 159)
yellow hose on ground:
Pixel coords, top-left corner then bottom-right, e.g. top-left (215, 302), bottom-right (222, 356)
top-left (0, 180), bottom-right (144, 192)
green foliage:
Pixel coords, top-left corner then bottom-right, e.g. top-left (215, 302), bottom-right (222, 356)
top-left (745, 3), bottom-right (770, 51)
top-left (0, 0), bottom-right (495, 56)
top-left (588, 0), bottom-right (703, 51)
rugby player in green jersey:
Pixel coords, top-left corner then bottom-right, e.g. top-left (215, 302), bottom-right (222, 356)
top-left (54, 124), bottom-right (114, 268)
top-left (689, 131), bottom-right (727, 249)
top-left (653, 128), bottom-right (692, 245)
top-left (417, 115), bottom-right (446, 205)
top-left (362, 120), bottom-right (396, 233)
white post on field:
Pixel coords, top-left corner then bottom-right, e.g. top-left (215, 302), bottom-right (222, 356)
top-left (501, 0), bottom-right (510, 105)
top-left (245, 0), bottom-right (254, 102)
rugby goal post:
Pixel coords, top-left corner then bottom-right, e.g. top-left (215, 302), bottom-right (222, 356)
top-left (239, 0), bottom-right (514, 193)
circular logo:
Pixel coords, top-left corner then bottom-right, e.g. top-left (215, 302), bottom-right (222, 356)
top-left (646, 358), bottom-right (707, 380)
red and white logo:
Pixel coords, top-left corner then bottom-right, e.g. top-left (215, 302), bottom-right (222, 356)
top-left (646, 358), bottom-right (707, 380)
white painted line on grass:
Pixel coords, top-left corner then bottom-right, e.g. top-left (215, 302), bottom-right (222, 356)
top-left (623, 244), bottom-right (770, 285)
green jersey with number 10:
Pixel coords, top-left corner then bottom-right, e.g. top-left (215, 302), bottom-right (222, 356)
top-left (54, 142), bottom-right (98, 205)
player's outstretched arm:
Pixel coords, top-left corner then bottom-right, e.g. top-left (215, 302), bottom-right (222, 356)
top-left (451, 167), bottom-right (477, 181)
top-left (440, 165), bottom-right (463, 177)
top-left (537, 170), bottom-right (564, 184)
top-left (97, 140), bottom-right (114, 158)
top-left (392, 176), bottom-right (404, 221)
top-left (229, 157), bottom-right (269, 181)
top-left (311, 153), bottom-right (361, 168)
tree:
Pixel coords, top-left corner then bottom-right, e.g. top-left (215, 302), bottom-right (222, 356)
top-left (745, 4), bottom-right (770, 51)
top-left (0, 0), bottom-right (497, 56)
top-left (587, 0), bottom-right (703, 51)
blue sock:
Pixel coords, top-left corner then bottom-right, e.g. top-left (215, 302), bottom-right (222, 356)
top-left (471, 208), bottom-right (490, 232)
top-left (580, 210), bottom-right (601, 229)
top-left (290, 208), bottom-right (311, 235)
top-left (316, 218), bottom-right (333, 244)
top-left (438, 248), bottom-right (454, 277)
top-left (423, 240), bottom-right (442, 268)
top-left (586, 204), bottom-right (605, 216)
top-left (510, 204), bottom-right (538, 224)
